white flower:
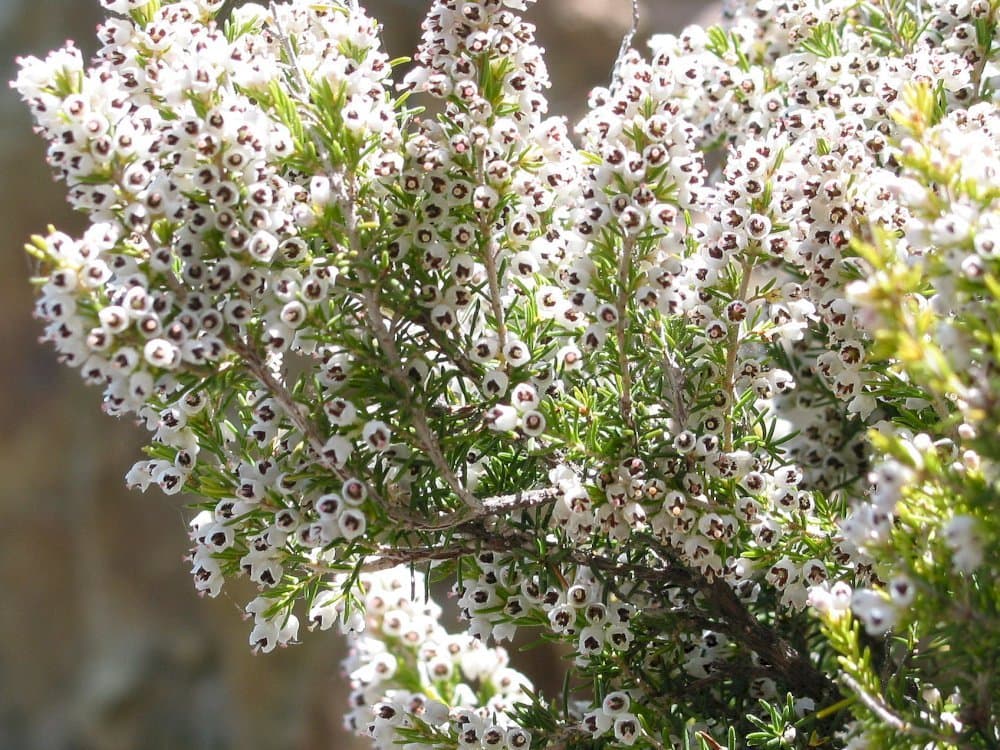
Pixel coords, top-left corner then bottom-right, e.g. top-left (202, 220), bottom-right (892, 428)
top-left (943, 515), bottom-right (984, 572)
top-left (484, 405), bottom-right (519, 432)
top-left (613, 714), bottom-right (641, 745)
top-left (322, 435), bottom-right (354, 467)
top-left (602, 691), bottom-right (630, 715)
top-left (362, 420), bottom-right (391, 452)
top-left (851, 589), bottom-right (897, 636)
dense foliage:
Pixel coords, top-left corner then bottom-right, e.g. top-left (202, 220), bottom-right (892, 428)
top-left (13, 0), bottom-right (1000, 747)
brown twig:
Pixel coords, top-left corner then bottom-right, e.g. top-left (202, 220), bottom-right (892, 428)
top-left (631, 533), bottom-right (837, 700)
top-left (386, 487), bottom-right (561, 531)
top-left (702, 575), bottom-right (835, 698)
top-left (615, 235), bottom-right (638, 440)
top-left (723, 255), bottom-right (753, 452)
top-left (358, 279), bottom-right (483, 512)
top-left (611, 0), bottom-right (641, 88)
top-left (476, 153), bottom-right (509, 358)
top-left (229, 338), bottom-right (386, 503)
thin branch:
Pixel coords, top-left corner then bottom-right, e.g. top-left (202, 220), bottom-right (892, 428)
top-left (482, 228), bottom-right (508, 357)
top-left (386, 487), bottom-right (561, 531)
top-left (358, 280), bottom-right (483, 513)
top-left (662, 349), bottom-right (689, 429)
top-left (841, 672), bottom-right (980, 747)
top-left (479, 487), bottom-right (561, 515)
top-left (580, 547), bottom-right (696, 591)
top-left (305, 542), bottom-right (488, 576)
top-left (330, 263), bottom-right (482, 382)
top-left (702, 574), bottom-right (835, 698)
top-left (872, 0), bottom-right (918, 55)
top-left (230, 341), bottom-right (332, 467)
top-left (723, 256), bottom-right (753, 452)
top-left (839, 673), bottom-right (961, 745)
top-left (301, 489), bottom-right (563, 576)
top-left (611, 0), bottom-right (641, 88)
top-left (970, 37), bottom-right (994, 99)
top-left (616, 235), bottom-right (638, 439)
top-left (634, 533), bottom-right (837, 700)
top-left (229, 339), bottom-right (383, 505)
top-left (840, 673), bottom-right (912, 732)
top-left (476, 154), bottom-right (509, 357)
top-left (267, 5), bottom-right (332, 167)
top-left (344, 170), bottom-right (481, 513)
top-left (363, 538), bottom-right (508, 572)
top-left (410, 310), bottom-right (481, 380)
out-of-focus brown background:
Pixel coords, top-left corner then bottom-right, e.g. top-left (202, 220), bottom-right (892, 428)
top-left (0, 1), bottom-right (716, 748)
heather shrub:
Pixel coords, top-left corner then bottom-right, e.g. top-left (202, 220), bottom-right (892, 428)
top-left (13, 0), bottom-right (1000, 747)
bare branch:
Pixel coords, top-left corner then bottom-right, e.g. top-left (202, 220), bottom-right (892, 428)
top-left (386, 487), bottom-right (561, 531)
top-left (616, 235), bottom-right (638, 439)
top-left (612, 0), bottom-right (641, 88)
top-left (362, 540), bottom-right (505, 573)
top-left (358, 280), bottom-right (484, 513)
top-left (840, 673), bottom-right (913, 732)
top-left (839, 673), bottom-right (959, 744)
top-left (723, 256), bottom-right (753, 452)
top-left (630, 533), bottom-right (837, 700)
top-left (267, 4), bottom-right (332, 167)
top-left (343, 169), bottom-right (481, 513)
top-left (662, 350), bottom-right (689, 429)
top-left (476, 155), bottom-right (509, 357)
top-left (230, 339), bottom-right (384, 505)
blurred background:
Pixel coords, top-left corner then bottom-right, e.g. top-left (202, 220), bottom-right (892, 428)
top-left (0, 1), bottom-right (717, 748)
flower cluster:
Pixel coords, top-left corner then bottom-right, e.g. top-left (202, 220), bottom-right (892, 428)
top-left (333, 567), bottom-right (534, 750)
top-left (14, 0), bottom-right (1000, 748)
top-left (17, 0), bottom-right (408, 610)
